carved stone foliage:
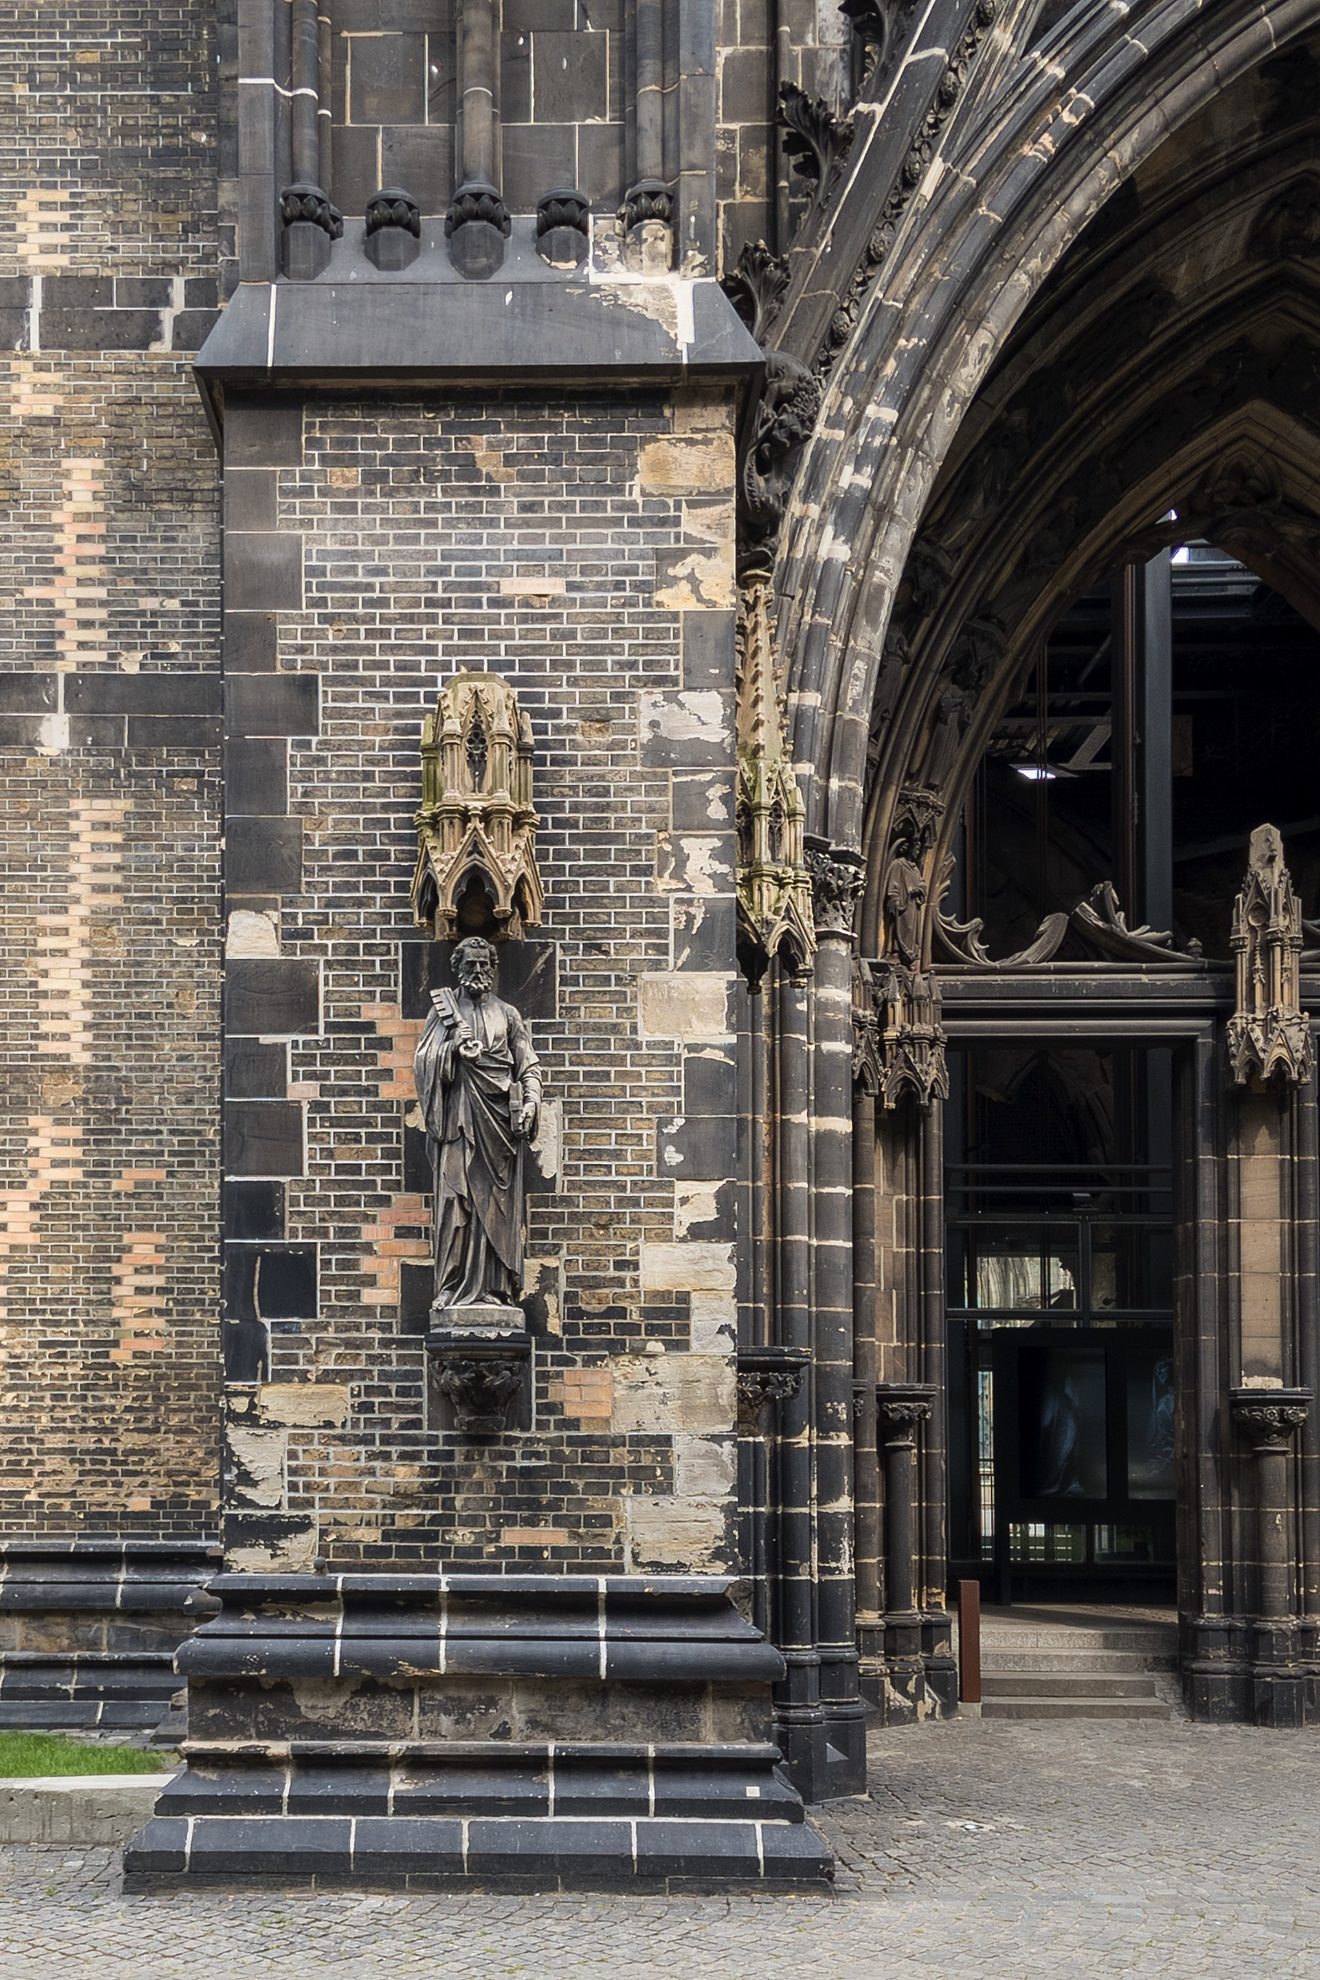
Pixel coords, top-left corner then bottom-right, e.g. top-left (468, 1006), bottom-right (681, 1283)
top-left (805, 839), bottom-right (865, 939)
top-left (777, 83), bottom-right (853, 194)
top-left (366, 187), bottom-right (421, 239)
top-left (1073, 882), bottom-right (1203, 963)
top-left (814, 0), bottom-right (998, 384)
top-left (723, 243), bottom-right (822, 569)
top-left (536, 187), bottom-right (590, 266)
top-left (280, 182), bottom-right (343, 238)
top-left (736, 1366), bottom-right (806, 1435)
top-left (877, 1387), bottom-right (935, 1438)
top-left (432, 1346), bottom-right (527, 1436)
top-left (736, 572), bottom-right (815, 981)
top-left (410, 672), bottom-right (544, 940)
top-left (1227, 824), bottom-right (1313, 1090)
top-left (935, 859), bottom-right (1068, 968)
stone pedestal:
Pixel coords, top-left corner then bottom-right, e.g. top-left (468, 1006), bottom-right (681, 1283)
top-left (122, 1573), bottom-right (832, 1890)
top-left (426, 1303), bottom-right (531, 1434)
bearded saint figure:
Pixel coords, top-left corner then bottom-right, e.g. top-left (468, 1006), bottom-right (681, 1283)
top-left (413, 936), bottom-right (543, 1313)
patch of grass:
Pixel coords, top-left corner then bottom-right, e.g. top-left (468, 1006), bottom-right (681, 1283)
top-left (0, 1732), bottom-right (177, 1778)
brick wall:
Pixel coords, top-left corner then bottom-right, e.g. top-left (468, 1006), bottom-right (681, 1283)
top-left (219, 383), bottom-right (743, 1573)
top-left (0, 3), bottom-right (223, 1537)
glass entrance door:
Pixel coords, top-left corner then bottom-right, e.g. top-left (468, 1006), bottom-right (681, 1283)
top-left (945, 1048), bottom-right (1177, 1602)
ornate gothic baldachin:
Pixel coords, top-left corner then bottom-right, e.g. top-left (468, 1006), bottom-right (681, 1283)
top-left (410, 672), bottom-right (544, 940)
top-left (736, 571), bottom-right (815, 979)
top-left (1227, 824), bottom-right (1313, 1090)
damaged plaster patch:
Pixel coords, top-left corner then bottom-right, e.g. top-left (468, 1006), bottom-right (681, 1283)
top-left (625, 1494), bottom-right (730, 1572)
top-left (257, 1382), bottom-right (350, 1428)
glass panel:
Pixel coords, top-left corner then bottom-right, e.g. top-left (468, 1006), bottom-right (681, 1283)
top-left (1009, 1523), bottom-right (1087, 1564)
top-left (977, 1368), bottom-right (995, 1560)
top-left (954, 1225), bottom-right (1080, 1311)
top-left (1126, 1346), bottom-right (1176, 1500)
top-left (1094, 1524), bottom-right (1163, 1563)
top-left (1018, 1344), bottom-right (1107, 1498)
top-left (1091, 1225), bottom-right (1172, 1312)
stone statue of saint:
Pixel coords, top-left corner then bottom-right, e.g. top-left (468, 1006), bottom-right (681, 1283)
top-left (413, 936), bottom-right (544, 1314)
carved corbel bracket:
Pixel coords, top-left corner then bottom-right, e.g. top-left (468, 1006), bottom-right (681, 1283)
top-left (280, 182), bottom-right (343, 280)
top-left (365, 186), bottom-right (421, 271)
top-left (736, 570), bottom-right (815, 982)
top-left (619, 178), bottom-right (674, 273)
top-left (1230, 1388), bottom-right (1311, 1451)
top-left (1227, 825), bottom-right (1313, 1090)
top-left (877, 1382), bottom-right (937, 1442)
top-left (445, 178), bottom-right (512, 280)
top-left (427, 1330), bottom-right (531, 1436)
top-left (410, 671), bottom-right (544, 941)
top-left (736, 1347), bottom-right (808, 1434)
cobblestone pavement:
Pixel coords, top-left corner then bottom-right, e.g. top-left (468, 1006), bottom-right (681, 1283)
top-left (2, 1717), bottom-right (1318, 1979)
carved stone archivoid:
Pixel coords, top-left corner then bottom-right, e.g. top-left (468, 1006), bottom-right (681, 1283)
top-left (410, 672), bottom-right (543, 940)
top-left (735, 572), bottom-right (815, 981)
top-left (1227, 824), bottom-right (1313, 1090)
top-left (869, 787), bottom-right (948, 1107)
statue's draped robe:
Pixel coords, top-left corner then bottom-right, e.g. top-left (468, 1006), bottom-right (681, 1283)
top-left (414, 987), bottom-right (543, 1307)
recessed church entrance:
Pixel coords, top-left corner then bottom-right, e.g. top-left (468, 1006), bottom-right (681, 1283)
top-left (946, 1043), bottom-right (1177, 1605)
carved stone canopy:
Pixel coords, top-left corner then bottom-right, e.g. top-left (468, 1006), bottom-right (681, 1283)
top-left (410, 672), bottom-right (544, 941)
top-left (1227, 824), bottom-right (1313, 1090)
top-left (1230, 1387), bottom-right (1311, 1451)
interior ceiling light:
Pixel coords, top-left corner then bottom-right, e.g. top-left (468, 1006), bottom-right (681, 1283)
top-left (1011, 763), bottom-right (1057, 781)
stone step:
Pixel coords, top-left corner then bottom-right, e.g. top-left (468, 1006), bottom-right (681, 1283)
top-left (981, 1696), bottom-right (1174, 1720)
top-left (982, 1650), bottom-right (1179, 1674)
top-left (979, 1628), bottom-right (1176, 1654)
top-left (982, 1672), bottom-right (1160, 1698)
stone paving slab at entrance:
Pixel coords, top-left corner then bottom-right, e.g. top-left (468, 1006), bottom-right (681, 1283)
top-left (1, 1717), bottom-right (1317, 1978)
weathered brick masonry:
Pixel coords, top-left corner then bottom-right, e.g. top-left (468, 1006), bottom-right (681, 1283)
top-left (0, 3), bottom-right (222, 1539)
top-left (220, 384), bottom-right (743, 1573)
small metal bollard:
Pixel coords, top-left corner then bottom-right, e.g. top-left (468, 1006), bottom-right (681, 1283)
top-left (957, 1578), bottom-right (982, 1707)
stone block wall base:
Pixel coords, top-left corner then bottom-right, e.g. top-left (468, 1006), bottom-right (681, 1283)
top-left (0, 1540), bottom-right (219, 1736)
top-left (122, 1572), bottom-right (833, 1890)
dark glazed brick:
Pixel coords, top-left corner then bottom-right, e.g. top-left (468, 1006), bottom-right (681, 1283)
top-left (656, 1112), bottom-right (737, 1181)
top-left (225, 470), bottom-right (279, 533)
top-left (0, 675), bottom-right (56, 713)
top-left (224, 1180), bottom-right (287, 1241)
top-left (672, 770), bottom-right (735, 830)
top-left (42, 308), bottom-right (162, 351)
top-left (227, 674), bottom-right (320, 738)
top-left (67, 715), bottom-right (127, 749)
top-left (115, 277), bottom-right (173, 308)
top-left (226, 533), bottom-right (303, 613)
top-left (225, 816), bottom-right (304, 894)
top-left (172, 308), bottom-right (221, 352)
top-left (379, 128), bottom-right (452, 215)
top-left (503, 125), bottom-right (577, 213)
top-left (226, 398), bottom-right (303, 468)
top-left (225, 958), bottom-right (321, 1036)
top-left (0, 716), bottom-right (46, 748)
top-left (224, 612), bottom-right (278, 673)
top-left (400, 1262), bottom-right (432, 1334)
top-left (226, 1039), bottom-right (288, 1100)
top-left (127, 715), bottom-right (223, 750)
top-left (66, 674), bottom-right (222, 715)
top-left (254, 1245), bottom-right (318, 1319)
top-left (673, 894), bottom-right (737, 972)
top-left (682, 611), bottom-right (736, 689)
top-left (225, 738), bottom-right (289, 814)
top-left (225, 1102), bottom-right (306, 1178)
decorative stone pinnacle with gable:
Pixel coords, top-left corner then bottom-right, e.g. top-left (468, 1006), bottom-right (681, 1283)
top-left (410, 672), bottom-right (544, 940)
top-left (1227, 823), bottom-right (1313, 1090)
top-left (736, 572), bottom-right (815, 981)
